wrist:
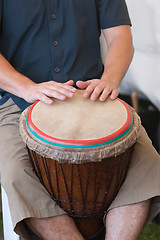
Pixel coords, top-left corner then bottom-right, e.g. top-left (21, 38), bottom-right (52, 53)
top-left (15, 74), bottom-right (36, 99)
top-left (100, 72), bottom-right (122, 87)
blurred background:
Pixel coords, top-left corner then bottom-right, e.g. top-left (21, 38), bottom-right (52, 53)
top-left (102, 0), bottom-right (160, 238)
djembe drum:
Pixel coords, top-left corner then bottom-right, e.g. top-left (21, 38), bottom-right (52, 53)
top-left (20, 90), bottom-right (141, 240)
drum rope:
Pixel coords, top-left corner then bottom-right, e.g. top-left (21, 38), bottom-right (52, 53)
top-left (77, 164), bottom-right (86, 216)
top-left (93, 161), bottom-right (105, 215)
top-left (55, 160), bottom-right (61, 206)
top-left (93, 163), bottom-right (97, 213)
top-left (60, 163), bottom-right (73, 213)
top-left (70, 164), bottom-right (74, 215)
top-left (28, 149), bottom-right (43, 184)
top-left (84, 164), bottom-right (91, 215)
top-left (50, 198), bottom-right (104, 206)
top-left (114, 146), bottom-right (133, 198)
top-left (112, 155), bottom-right (122, 201)
top-left (101, 158), bottom-right (115, 213)
top-left (115, 153), bottom-right (127, 192)
top-left (42, 157), bottom-right (55, 197)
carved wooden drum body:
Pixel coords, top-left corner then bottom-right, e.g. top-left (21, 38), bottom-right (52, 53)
top-left (20, 90), bottom-right (141, 240)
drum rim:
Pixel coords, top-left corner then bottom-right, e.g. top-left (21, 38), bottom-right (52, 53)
top-left (26, 98), bottom-right (133, 149)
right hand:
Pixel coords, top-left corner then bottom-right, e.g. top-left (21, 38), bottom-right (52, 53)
top-left (23, 80), bottom-right (76, 104)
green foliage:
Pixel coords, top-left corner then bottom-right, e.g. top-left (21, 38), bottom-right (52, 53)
top-left (0, 211), bottom-right (2, 235)
top-left (0, 191), bottom-right (3, 238)
top-left (138, 222), bottom-right (160, 240)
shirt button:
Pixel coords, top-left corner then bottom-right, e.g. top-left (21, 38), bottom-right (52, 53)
top-left (51, 13), bottom-right (56, 19)
top-left (54, 68), bottom-right (60, 73)
top-left (53, 41), bottom-right (58, 46)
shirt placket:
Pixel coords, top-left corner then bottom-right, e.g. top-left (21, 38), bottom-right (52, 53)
top-left (47, 0), bottom-right (63, 81)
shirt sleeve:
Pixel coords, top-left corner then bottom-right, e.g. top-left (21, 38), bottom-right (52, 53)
top-left (96, 0), bottom-right (131, 30)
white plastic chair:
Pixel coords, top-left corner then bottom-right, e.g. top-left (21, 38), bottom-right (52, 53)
top-left (1, 186), bottom-right (20, 240)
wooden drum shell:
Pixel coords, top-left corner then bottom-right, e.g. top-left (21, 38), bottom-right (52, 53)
top-left (28, 145), bottom-right (134, 239)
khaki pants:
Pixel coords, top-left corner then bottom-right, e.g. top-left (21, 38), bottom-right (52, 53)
top-left (0, 98), bottom-right (160, 239)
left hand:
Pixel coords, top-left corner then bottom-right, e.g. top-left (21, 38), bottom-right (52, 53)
top-left (76, 78), bottom-right (119, 101)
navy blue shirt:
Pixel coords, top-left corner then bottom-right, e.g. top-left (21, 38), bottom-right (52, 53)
top-left (0, 0), bottom-right (131, 110)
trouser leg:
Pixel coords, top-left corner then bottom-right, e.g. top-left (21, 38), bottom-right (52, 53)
top-left (107, 126), bottom-right (160, 222)
top-left (0, 99), bottom-right (66, 239)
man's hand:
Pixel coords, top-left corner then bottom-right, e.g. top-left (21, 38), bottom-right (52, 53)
top-left (76, 78), bottom-right (119, 102)
top-left (23, 80), bottom-right (76, 104)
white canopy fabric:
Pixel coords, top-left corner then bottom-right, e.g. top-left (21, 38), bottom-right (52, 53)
top-left (100, 0), bottom-right (160, 110)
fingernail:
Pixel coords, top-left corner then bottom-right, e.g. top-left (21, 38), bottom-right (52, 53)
top-left (47, 100), bottom-right (53, 104)
top-left (60, 95), bottom-right (66, 100)
top-left (99, 96), bottom-right (105, 101)
top-left (83, 94), bottom-right (88, 98)
top-left (72, 88), bottom-right (77, 92)
top-left (68, 92), bottom-right (73, 97)
top-left (91, 97), bottom-right (96, 101)
top-left (91, 94), bottom-right (96, 101)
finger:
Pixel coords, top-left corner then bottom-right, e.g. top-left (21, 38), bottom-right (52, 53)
top-left (42, 86), bottom-right (73, 98)
top-left (37, 93), bottom-right (54, 104)
top-left (83, 80), bottom-right (99, 98)
top-left (90, 84), bottom-right (105, 101)
top-left (62, 84), bottom-right (76, 92)
top-left (48, 81), bottom-right (76, 92)
top-left (99, 87), bottom-right (112, 102)
top-left (64, 80), bottom-right (74, 86)
top-left (110, 89), bottom-right (119, 100)
top-left (76, 80), bottom-right (90, 89)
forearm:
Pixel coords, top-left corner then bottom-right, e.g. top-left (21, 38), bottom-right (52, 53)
top-left (101, 26), bottom-right (134, 86)
top-left (0, 53), bottom-right (35, 98)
